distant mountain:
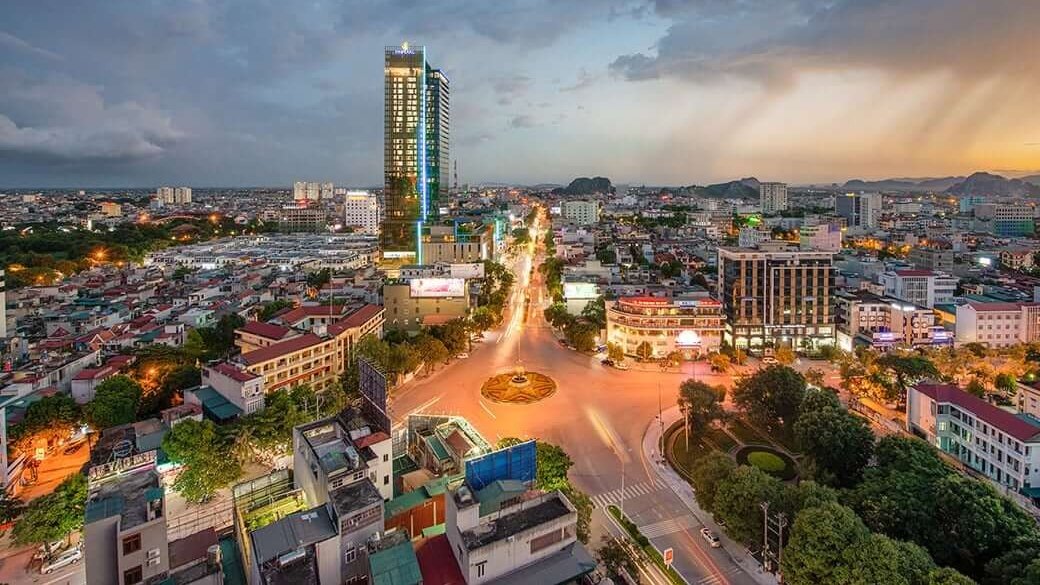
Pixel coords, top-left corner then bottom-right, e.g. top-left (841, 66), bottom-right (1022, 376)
top-left (841, 176), bottom-right (964, 192)
top-left (1022, 174), bottom-right (1040, 187)
top-left (552, 176), bottom-right (614, 196)
top-left (696, 177), bottom-right (760, 199)
top-left (945, 172), bottom-right (1040, 197)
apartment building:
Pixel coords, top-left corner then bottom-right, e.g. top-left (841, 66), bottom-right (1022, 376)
top-left (717, 244), bottom-right (836, 351)
top-left (343, 191), bottom-right (381, 235)
top-left (606, 294), bottom-right (724, 359)
top-left (85, 468), bottom-right (169, 585)
top-left (908, 383), bottom-right (1040, 499)
top-left (279, 205), bottom-right (327, 233)
top-left (834, 192), bottom-right (881, 228)
top-left (759, 182), bottom-right (788, 214)
top-left (908, 247), bottom-right (954, 273)
top-left (954, 302), bottom-right (1040, 348)
top-left (382, 281), bottom-right (469, 332)
top-left (834, 290), bottom-right (950, 351)
top-left (561, 200), bottom-right (601, 225)
top-left (421, 223), bottom-right (494, 264)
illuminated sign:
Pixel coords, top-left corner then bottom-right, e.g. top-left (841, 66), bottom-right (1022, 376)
top-left (676, 330), bottom-right (702, 348)
top-left (563, 282), bottom-right (599, 300)
top-left (410, 278), bottom-right (465, 298)
top-left (550, 206), bottom-right (562, 215)
top-left (383, 251), bottom-right (416, 259)
top-left (449, 263), bottom-right (485, 279)
top-left (622, 297), bottom-right (670, 307)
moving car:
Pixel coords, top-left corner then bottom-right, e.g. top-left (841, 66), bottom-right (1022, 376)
top-left (600, 358), bottom-right (615, 367)
top-left (700, 528), bottom-right (721, 548)
top-left (761, 356), bottom-right (778, 365)
top-left (456, 352), bottom-right (470, 359)
top-left (41, 546), bottom-right (82, 574)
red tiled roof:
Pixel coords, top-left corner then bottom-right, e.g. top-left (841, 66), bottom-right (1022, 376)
top-left (355, 431), bottom-right (390, 450)
top-left (966, 302), bottom-right (1029, 312)
top-left (415, 534), bottom-right (466, 585)
top-left (914, 383), bottom-right (1040, 442)
top-left (238, 320), bottom-right (293, 340)
top-left (210, 362), bottom-right (260, 382)
top-left (328, 304), bottom-right (384, 335)
top-left (73, 366), bottom-right (114, 381)
top-left (278, 304), bottom-right (350, 325)
top-left (238, 333), bottom-right (323, 366)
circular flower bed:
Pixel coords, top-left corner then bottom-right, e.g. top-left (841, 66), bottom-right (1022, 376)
top-left (735, 445), bottom-right (797, 481)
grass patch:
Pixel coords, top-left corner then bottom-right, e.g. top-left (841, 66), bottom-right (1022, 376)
top-left (608, 505), bottom-right (686, 585)
top-left (668, 428), bottom-right (713, 478)
top-left (704, 427), bottom-right (738, 452)
top-left (726, 418), bottom-right (766, 445)
top-left (747, 451), bottom-right (786, 474)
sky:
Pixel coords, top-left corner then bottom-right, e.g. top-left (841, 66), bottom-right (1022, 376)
top-left (1, 0), bottom-right (1038, 188)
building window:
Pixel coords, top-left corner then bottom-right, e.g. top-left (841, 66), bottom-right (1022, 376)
top-left (476, 561), bottom-right (486, 578)
top-left (345, 546), bottom-right (356, 563)
top-left (123, 533), bottom-right (142, 555)
top-left (124, 566), bottom-right (143, 585)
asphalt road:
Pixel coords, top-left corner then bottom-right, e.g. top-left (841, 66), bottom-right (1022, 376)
top-left (391, 224), bottom-right (762, 585)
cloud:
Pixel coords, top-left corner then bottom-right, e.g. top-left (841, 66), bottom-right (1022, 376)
top-left (510, 115), bottom-right (539, 129)
top-left (0, 31), bottom-right (62, 61)
top-left (560, 68), bottom-right (599, 92)
top-left (492, 75), bottom-right (532, 105)
top-left (611, 0), bottom-right (1040, 87)
top-left (0, 103), bottom-right (182, 163)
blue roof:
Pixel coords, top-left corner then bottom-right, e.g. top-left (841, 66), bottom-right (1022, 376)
top-left (191, 386), bottom-right (243, 421)
top-left (370, 539), bottom-right (422, 585)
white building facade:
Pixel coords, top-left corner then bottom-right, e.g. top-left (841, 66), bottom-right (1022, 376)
top-left (343, 191), bottom-right (381, 234)
top-left (759, 182), bottom-right (788, 214)
top-left (561, 200), bottom-right (600, 225)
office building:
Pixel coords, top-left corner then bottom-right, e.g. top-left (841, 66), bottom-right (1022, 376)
top-left (0, 269), bottom-right (6, 338)
top-left (973, 203), bottom-right (1035, 237)
top-left (799, 223), bottom-right (842, 252)
top-left (561, 200), bottom-right (601, 225)
top-left (834, 290), bottom-right (950, 351)
top-left (606, 294), bottom-right (724, 359)
top-left (383, 43), bottom-right (450, 262)
top-left (908, 247), bottom-right (954, 272)
top-left (835, 192), bottom-right (881, 228)
top-left (278, 204), bottom-right (327, 233)
top-left (759, 182), bottom-right (788, 214)
top-left (293, 181), bottom-right (334, 203)
top-left (383, 279), bottom-right (470, 332)
top-left (908, 383), bottom-right (1040, 501)
top-left (422, 222), bottom-right (494, 264)
top-left (155, 186), bottom-right (192, 206)
top-left (955, 302), bottom-right (1040, 348)
top-left (879, 269), bottom-right (958, 308)
top-left (343, 191), bottom-right (381, 235)
top-left (100, 201), bottom-right (123, 217)
top-left (717, 244), bottom-right (836, 351)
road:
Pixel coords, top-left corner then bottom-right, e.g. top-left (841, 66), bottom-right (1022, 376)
top-left (391, 215), bottom-right (761, 585)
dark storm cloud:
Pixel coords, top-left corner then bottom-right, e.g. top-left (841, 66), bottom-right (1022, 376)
top-left (611, 0), bottom-right (1040, 86)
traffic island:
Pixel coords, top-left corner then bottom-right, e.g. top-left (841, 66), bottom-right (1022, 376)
top-left (734, 445), bottom-right (798, 481)
top-left (480, 365), bottom-right (557, 404)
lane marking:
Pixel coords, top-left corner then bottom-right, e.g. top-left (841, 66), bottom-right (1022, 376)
top-left (479, 399), bottom-right (497, 420)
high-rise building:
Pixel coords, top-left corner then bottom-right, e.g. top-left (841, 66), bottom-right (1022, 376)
top-left (293, 181), bottom-right (333, 202)
top-left (834, 192), bottom-right (881, 228)
top-left (0, 269), bottom-right (6, 339)
top-left (383, 43), bottom-right (450, 262)
top-left (561, 200), bottom-right (601, 225)
top-left (343, 191), bottom-right (381, 235)
top-left (717, 244), bottom-right (836, 351)
top-left (759, 182), bottom-right (788, 214)
top-left (155, 186), bottom-right (192, 206)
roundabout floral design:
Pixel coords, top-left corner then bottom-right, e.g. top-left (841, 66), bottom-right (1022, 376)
top-left (481, 366), bottom-right (557, 404)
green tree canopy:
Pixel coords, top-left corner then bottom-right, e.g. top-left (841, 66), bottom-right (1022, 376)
top-left (8, 394), bottom-right (81, 453)
top-left (794, 390), bottom-right (874, 486)
top-left (690, 452), bottom-right (736, 513)
top-left (12, 473), bottom-right (87, 545)
top-left (677, 379), bottom-right (726, 437)
top-left (713, 465), bottom-right (785, 544)
top-left (85, 375), bottom-right (142, 429)
top-left (163, 418), bottom-right (241, 503)
top-left (782, 502), bottom-right (870, 585)
top-left (732, 365), bottom-right (807, 433)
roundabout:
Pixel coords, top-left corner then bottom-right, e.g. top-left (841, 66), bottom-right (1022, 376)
top-left (480, 364), bottom-right (557, 404)
top-left (734, 445), bottom-right (798, 481)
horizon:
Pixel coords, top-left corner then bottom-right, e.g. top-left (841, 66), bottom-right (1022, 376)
top-left (2, 1), bottom-right (1039, 187)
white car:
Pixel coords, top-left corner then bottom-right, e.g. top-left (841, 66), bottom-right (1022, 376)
top-left (613, 361), bottom-right (630, 371)
top-left (41, 546), bottom-right (82, 574)
top-left (456, 352), bottom-right (470, 359)
top-left (761, 356), bottom-right (778, 365)
top-left (700, 528), bottom-right (721, 548)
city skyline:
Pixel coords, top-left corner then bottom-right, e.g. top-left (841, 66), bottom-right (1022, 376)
top-left (2, 1), bottom-right (1039, 188)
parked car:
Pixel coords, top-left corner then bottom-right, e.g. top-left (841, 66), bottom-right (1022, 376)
top-left (62, 442), bottom-right (85, 456)
top-left (761, 356), bottom-right (778, 365)
top-left (456, 352), bottom-right (470, 359)
top-left (700, 528), bottom-right (721, 548)
top-left (41, 546), bottom-right (81, 574)
top-left (713, 515), bottom-right (727, 528)
top-left (600, 358), bottom-right (615, 367)
top-left (613, 361), bottom-right (630, 371)
top-left (34, 539), bottom-right (67, 560)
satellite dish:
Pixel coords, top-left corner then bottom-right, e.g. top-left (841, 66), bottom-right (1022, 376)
top-left (113, 440), bottom-right (133, 458)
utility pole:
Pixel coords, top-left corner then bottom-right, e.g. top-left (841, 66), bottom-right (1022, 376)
top-left (760, 501), bottom-right (787, 577)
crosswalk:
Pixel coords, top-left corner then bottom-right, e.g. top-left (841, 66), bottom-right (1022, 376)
top-left (639, 515), bottom-right (698, 538)
top-left (591, 481), bottom-right (660, 509)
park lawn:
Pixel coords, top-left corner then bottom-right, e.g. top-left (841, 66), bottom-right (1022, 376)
top-left (704, 427), bottom-right (738, 453)
top-left (668, 429), bottom-right (713, 477)
top-left (726, 418), bottom-right (767, 445)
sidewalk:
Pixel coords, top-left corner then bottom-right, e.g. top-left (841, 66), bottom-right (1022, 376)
top-left (643, 406), bottom-right (779, 585)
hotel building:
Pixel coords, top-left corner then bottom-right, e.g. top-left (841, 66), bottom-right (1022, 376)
top-left (606, 295), bottom-right (724, 359)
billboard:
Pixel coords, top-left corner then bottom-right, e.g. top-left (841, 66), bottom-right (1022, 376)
top-left (450, 263), bottom-right (485, 279)
top-left (465, 440), bottom-right (537, 491)
top-left (410, 278), bottom-right (465, 298)
top-left (563, 282), bottom-right (599, 300)
top-left (358, 357), bottom-right (390, 433)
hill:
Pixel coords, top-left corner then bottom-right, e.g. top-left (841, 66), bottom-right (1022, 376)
top-left (695, 177), bottom-right (760, 199)
top-left (945, 172), bottom-right (1040, 198)
top-left (841, 176), bottom-right (963, 192)
top-left (551, 177), bottom-right (614, 196)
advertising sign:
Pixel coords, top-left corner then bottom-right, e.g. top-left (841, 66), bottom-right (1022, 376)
top-left (410, 278), bottom-right (465, 298)
top-left (563, 282), bottom-right (599, 300)
top-left (358, 357), bottom-right (390, 433)
top-left (450, 263), bottom-right (486, 279)
top-left (465, 440), bottom-right (537, 491)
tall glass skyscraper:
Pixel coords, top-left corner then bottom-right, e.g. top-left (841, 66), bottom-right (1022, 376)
top-left (382, 43), bottom-right (450, 262)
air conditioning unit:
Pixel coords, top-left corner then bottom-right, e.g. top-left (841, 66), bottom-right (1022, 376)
top-left (147, 557), bottom-right (161, 567)
top-left (147, 548), bottom-right (160, 559)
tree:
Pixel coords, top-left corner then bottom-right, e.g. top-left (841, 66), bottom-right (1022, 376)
top-left (782, 503), bottom-right (870, 585)
top-left (431, 318), bottom-right (469, 355)
top-left (927, 567), bottom-right (977, 585)
top-left (804, 367), bottom-right (826, 388)
top-left (677, 380), bottom-right (726, 442)
top-left (794, 391), bottom-right (874, 487)
top-left (535, 442), bottom-right (574, 490)
top-left (163, 419), bottom-right (242, 503)
top-left (8, 394), bottom-right (81, 454)
top-left (543, 302), bottom-right (572, 328)
top-left (635, 340), bottom-right (653, 361)
top-left (85, 375), bottom-right (142, 429)
top-left (306, 268), bottom-right (331, 288)
top-left (560, 483), bottom-right (592, 543)
top-left (690, 452), bottom-right (736, 513)
top-left (581, 297), bottom-right (606, 329)
top-left (470, 306), bottom-right (497, 331)
top-left (596, 537), bottom-right (638, 581)
top-left (511, 227), bottom-right (531, 244)
top-left (607, 342), bottom-right (625, 363)
top-left (709, 352), bottom-right (731, 373)
top-left (834, 534), bottom-right (934, 585)
top-left (732, 365), bottom-right (807, 433)
top-left (257, 299), bottom-right (293, 321)
top-left (986, 539), bottom-right (1040, 585)
top-left (775, 345), bottom-right (796, 365)
top-left (12, 473), bottom-right (87, 545)
top-left (563, 320), bottom-right (597, 353)
top-left (713, 465), bottom-right (785, 544)
top-left (995, 373), bottom-right (1017, 397)
top-left (877, 354), bottom-right (939, 403)
top-left (412, 334), bottom-right (449, 375)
